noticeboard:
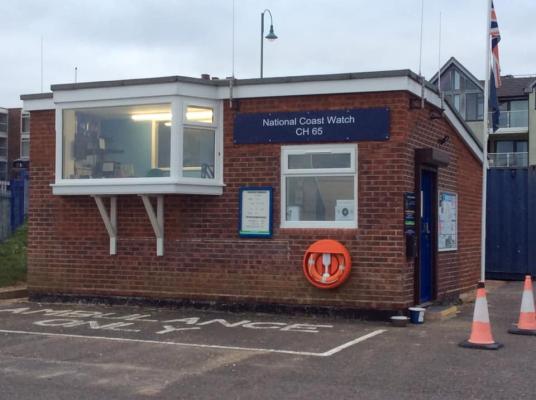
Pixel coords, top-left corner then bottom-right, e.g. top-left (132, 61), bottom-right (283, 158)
top-left (239, 187), bottom-right (273, 238)
top-left (438, 191), bottom-right (458, 251)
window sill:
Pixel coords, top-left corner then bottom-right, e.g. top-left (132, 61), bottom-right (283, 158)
top-left (51, 179), bottom-right (224, 196)
top-left (280, 222), bottom-right (358, 230)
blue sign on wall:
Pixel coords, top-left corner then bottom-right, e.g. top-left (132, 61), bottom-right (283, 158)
top-left (233, 108), bottom-right (390, 144)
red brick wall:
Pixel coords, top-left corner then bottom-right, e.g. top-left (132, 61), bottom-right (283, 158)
top-left (406, 105), bottom-right (482, 300)
top-left (27, 91), bottom-right (481, 310)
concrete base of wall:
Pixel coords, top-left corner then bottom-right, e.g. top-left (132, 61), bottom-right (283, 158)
top-left (0, 286), bottom-right (28, 300)
top-left (28, 291), bottom-right (402, 322)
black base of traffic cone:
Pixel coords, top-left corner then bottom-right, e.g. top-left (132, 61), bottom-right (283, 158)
top-left (508, 326), bottom-right (536, 336)
top-left (458, 340), bottom-right (503, 350)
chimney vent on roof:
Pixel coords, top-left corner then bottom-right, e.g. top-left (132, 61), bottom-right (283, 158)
top-left (201, 74), bottom-right (210, 80)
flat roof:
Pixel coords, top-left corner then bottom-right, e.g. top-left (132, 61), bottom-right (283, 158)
top-left (27, 69), bottom-right (431, 92)
top-left (19, 69), bottom-right (481, 156)
top-left (20, 92), bottom-right (53, 101)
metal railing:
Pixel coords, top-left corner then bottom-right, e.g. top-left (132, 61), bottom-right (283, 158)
top-left (488, 152), bottom-right (528, 168)
top-left (497, 110), bottom-right (528, 129)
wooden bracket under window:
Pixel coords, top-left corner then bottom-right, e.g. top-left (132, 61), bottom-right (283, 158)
top-left (93, 196), bottom-right (117, 255)
top-left (139, 195), bottom-right (164, 256)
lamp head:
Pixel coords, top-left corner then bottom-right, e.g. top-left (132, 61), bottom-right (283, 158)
top-left (265, 25), bottom-right (278, 41)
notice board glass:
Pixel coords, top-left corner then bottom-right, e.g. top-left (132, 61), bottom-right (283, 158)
top-left (239, 187), bottom-right (273, 238)
top-left (438, 191), bottom-right (458, 251)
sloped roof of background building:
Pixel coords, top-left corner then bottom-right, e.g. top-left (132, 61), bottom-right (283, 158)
top-left (477, 76), bottom-right (536, 98)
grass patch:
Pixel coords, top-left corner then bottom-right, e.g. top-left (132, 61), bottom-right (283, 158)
top-left (0, 224), bottom-right (27, 287)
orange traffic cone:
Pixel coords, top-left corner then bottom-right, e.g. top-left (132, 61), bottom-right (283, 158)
top-left (459, 282), bottom-right (503, 350)
top-left (508, 275), bottom-right (536, 336)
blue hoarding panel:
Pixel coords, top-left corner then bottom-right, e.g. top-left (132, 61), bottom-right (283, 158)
top-left (233, 108), bottom-right (390, 144)
top-left (486, 168), bottom-right (534, 280)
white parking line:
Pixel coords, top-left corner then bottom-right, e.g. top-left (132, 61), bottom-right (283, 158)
top-left (0, 328), bottom-right (386, 357)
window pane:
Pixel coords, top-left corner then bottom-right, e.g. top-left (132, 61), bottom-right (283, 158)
top-left (509, 100), bottom-right (528, 127)
top-left (440, 70), bottom-right (452, 91)
top-left (0, 114), bottom-right (7, 133)
top-left (285, 176), bottom-right (354, 222)
top-left (515, 141), bottom-right (528, 153)
top-left (453, 95), bottom-right (461, 112)
top-left (288, 153), bottom-right (351, 169)
top-left (0, 161), bottom-right (7, 180)
top-left (465, 93), bottom-right (483, 121)
top-left (186, 106), bottom-right (214, 124)
top-left (21, 113), bottom-right (30, 134)
top-left (183, 127), bottom-right (215, 179)
top-left (495, 141), bottom-right (514, 153)
top-left (477, 94), bottom-right (484, 120)
top-left (62, 104), bottom-right (171, 179)
top-left (509, 100), bottom-right (528, 111)
top-left (465, 79), bottom-right (478, 91)
top-left (21, 139), bottom-right (30, 158)
top-left (0, 138), bottom-right (7, 157)
top-left (453, 71), bottom-right (461, 90)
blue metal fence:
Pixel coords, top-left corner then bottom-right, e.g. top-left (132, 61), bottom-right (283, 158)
top-left (9, 171), bottom-right (28, 232)
top-left (486, 167), bottom-right (536, 279)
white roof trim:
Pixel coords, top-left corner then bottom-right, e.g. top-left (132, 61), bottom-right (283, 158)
top-left (22, 97), bottom-right (55, 111)
top-left (22, 74), bottom-right (482, 162)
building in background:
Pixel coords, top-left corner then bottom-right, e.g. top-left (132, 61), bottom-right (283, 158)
top-left (0, 108), bottom-right (30, 181)
top-left (0, 108), bottom-right (8, 181)
top-left (431, 57), bottom-right (536, 168)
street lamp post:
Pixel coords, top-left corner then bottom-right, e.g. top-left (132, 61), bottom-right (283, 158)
top-left (260, 9), bottom-right (278, 78)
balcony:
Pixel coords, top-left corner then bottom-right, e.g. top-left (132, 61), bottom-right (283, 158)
top-left (488, 152), bottom-right (528, 168)
top-left (496, 110), bottom-right (528, 130)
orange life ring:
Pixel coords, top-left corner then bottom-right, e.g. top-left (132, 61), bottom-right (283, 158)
top-left (303, 240), bottom-right (351, 289)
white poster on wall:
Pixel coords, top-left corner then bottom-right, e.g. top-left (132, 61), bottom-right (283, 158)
top-left (239, 187), bottom-right (273, 237)
top-left (438, 191), bottom-right (458, 251)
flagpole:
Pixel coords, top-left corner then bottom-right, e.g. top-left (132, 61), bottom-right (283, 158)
top-left (480, 0), bottom-right (492, 282)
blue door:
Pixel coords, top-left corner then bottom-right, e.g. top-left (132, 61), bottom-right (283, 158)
top-left (419, 170), bottom-right (434, 302)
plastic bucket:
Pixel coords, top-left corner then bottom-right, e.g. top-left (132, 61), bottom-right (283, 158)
top-left (408, 307), bottom-right (426, 324)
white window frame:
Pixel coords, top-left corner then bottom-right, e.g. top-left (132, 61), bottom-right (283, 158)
top-left (280, 143), bottom-right (358, 229)
top-left (20, 111), bottom-right (30, 159)
top-left (52, 96), bottom-right (224, 195)
top-left (180, 97), bottom-right (222, 183)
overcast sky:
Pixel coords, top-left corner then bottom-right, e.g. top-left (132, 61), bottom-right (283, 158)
top-left (1, 0), bottom-right (534, 107)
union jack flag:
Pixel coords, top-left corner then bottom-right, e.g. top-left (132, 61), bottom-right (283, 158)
top-left (489, 1), bottom-right (501, 131)
top-left (490, 2), bottom-right (501, 87)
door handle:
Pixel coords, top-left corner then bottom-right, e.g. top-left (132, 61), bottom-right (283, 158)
top-left (423, 222), bottom-right (431, 235)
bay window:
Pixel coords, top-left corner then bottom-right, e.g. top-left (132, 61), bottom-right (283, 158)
top-left (281, 144), bottom-right (357, 228)
top-left (54, 98), bottom-right (222, 195)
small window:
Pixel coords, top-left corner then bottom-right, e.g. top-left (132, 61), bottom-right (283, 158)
top-left (21, 138), bottom-right (30, 159)
top-left (0, 113), bottom-right (7, 133)
top-left (453, 71), bottom-right (461, 90)
top-left (0, 137), bottom-right (7, 158)
top-left (281, 144), bottom-right (357, 228)
top-left (186, 106), bottom-right (214, 124)
top-left (21, 112), bottom-right (30, 135)
top-left (0, 161), bottom-right (7, 181)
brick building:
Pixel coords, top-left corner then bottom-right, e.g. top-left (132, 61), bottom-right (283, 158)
top-left (0, 107), bottom-right (30, 181)
top-left (21, 70), bottom-right (482, 312)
